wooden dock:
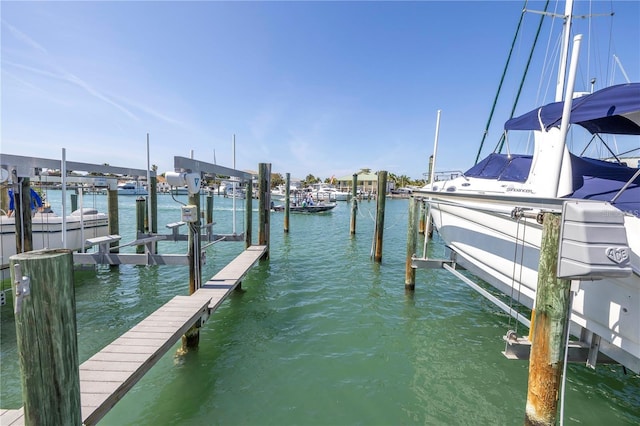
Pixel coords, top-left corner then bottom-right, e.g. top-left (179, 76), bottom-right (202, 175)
top-left (1, 245), bottom-right (266, 426)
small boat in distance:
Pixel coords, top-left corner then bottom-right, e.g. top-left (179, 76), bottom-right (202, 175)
top-left (271, 202), bottom-right (337, 214)
top-left (117, 180), bottom-right (148, 196)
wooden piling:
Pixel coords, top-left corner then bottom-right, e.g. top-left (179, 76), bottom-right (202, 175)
top-left (405, 196), bottom-right (418, 290)
top-left (11, 249), bottom-right (81, 425)
top-left (187, 193), bottom-right (202, 295)
top-left (14, 178), bottom-right (33, 254)
top-left (0, 185), bottom-right (8, 213)
top-left (350, 173), bottom-right (358, 235)
top-left (183, 192), bottom-right (202, 350)
top-left (150, 176), bottom-right (158, 252)
top-left (70, 192), bottom-right (78, 212)
top-left (427, 155), bottom-right (434, 184)
top-left (107, 188), bottom-right (119, 254)
top-left (245, 179), bottom-right (252, 249)
top-left (135, 196), bottom-right (145, 254)
top-left (373, 171), bottom-right (387, 262)
top-left (284, 173), bottom-right (290, 233)
top-left (418, 200), bottom-right (425, 235)
top-left (524, 212), bottom-right (572, 426)
top-left (206, 192), bottom-right (214, 226)
top-left (258, 163), bottom-right (271, 259)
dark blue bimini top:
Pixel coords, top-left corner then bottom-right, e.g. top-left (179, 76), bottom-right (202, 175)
top-left (504, 83), bottom-right (640, 135)
top-left (464, 153), bottom-right (532, 182)
top-left (567, 155), bottom-right (640, 217)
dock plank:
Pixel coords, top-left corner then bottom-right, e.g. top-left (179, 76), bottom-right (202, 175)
top-left (2, 245), bottom-right (266, 426)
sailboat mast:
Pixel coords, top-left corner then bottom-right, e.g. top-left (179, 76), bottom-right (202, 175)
top-left (555, 0), bottom-right (574, 101)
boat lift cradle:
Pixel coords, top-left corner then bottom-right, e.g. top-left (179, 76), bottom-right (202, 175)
top-left (411, 198), bottom-right (632, 369)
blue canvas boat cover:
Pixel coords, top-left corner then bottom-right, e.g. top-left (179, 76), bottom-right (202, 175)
top-left (464, 153), bottom-right (532, 182)
top-left (567, 154), bottom-right (640, 217)
top-left (505, 83), bottom-right (640, 135)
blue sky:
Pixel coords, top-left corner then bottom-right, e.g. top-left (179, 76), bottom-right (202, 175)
top-left (2, 1), bottom-right (638, 181)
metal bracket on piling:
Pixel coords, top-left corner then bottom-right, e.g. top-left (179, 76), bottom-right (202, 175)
top-left (13, 264), bottom-right (30, 314)
top-left (502, 331), bottom-right (616, 365)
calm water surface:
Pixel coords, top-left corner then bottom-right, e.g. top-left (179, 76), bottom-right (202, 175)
top-left (1, 191), bottom-right (638, 424)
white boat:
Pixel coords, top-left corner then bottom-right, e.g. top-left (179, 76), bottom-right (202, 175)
top-left (270, 185), bottom-right (289, 201)
top-left (271, 202), bottom-right (337, 214)
top-left (117, 180), bottom-right (148, 196)
top-left (308, 184), bottom-right (350, 201)
top-left (1, 207), bottom-right (109, 272)
top-left (415, 1), bottom-right (639, 372)
top-left (224, 185), bottom-right (245, 199)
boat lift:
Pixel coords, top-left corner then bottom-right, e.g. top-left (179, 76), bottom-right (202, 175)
top-left (74, 155), bottom-right (255, 267)
top-left (411, 198), bottom-right (630, 369)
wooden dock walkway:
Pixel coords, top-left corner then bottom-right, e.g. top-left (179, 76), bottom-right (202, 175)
top-left (1, 245), bottom-right (266, 426)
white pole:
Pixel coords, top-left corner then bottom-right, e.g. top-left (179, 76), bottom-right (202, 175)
top-left (146, 133), bottom-right (152, 235)
top-left (61, 148), bottom-right (67, 249)
top-left (551, 34), bottom-right (582, 197)
top-left (232, 134), bottom-right (237, 235)
top-left (423, 110), bottom-right (441, 258)
top-left (555, 0), bottom-right (575, 101)
top-left (429, 110), bottom-right (441, 186)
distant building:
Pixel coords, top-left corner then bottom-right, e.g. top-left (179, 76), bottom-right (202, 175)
top-left (336, 172), bottom-right (379, 194)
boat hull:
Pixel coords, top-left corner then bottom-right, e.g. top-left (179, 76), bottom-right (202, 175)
top-left (1, 209), bottom-right (109, 267)
top-left (423, 190), bottom-right (640, 372)
top-left (272, 203), bottom-right (337, 213)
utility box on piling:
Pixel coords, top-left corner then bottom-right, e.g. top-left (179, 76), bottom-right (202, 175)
top-left (181, 205), bottom-right (198, 223)
top-left (557, 201), bottom-right (631, 280)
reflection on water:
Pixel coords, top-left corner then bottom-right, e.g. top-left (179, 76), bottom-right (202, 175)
top-left (1, 196), bottom-right (638, 424)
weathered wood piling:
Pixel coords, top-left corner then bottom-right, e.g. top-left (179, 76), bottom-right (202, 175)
top-left (373, 171), bottom-right (387, 262)
top-left (350, 173), bottom-right (358, 235)
top-left (107, 187), bottom-right (119, 254)
top-left (149, 176), bottom-right (158, 252)
top-left (524, 212), bottom-right (572, 426)
top-left (258, 163), bottom-right (271, 259)
top-left (70, 192), bottom-right (78, 212)
top-left (11, 249), bottom-right (82, 425)
top-left (183, 191), bottom-right (202, 350)
top-left (14, 178), bottom-right (34, 254)
top-left (405, 196), bottom-right (419, 290)
top-left (284, 173), bottom-right (291, 233)
top-left (136, 196), bottom-right (145, 254)
top-left (245, 181), bottom-right (252, 248)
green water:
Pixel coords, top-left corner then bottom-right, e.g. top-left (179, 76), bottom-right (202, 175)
top-left (1, 193), bottom-right (638, 425)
